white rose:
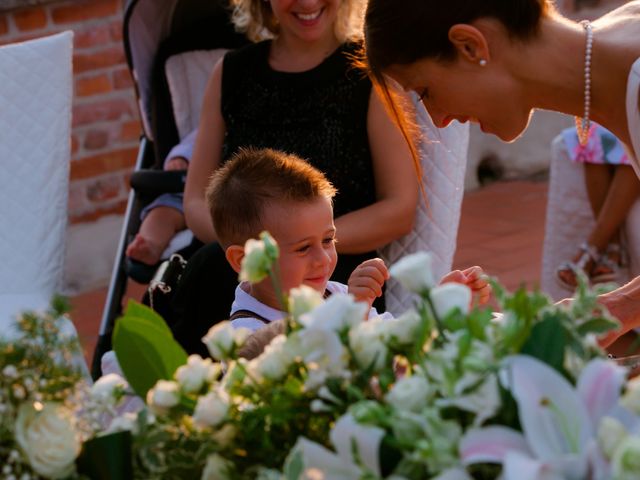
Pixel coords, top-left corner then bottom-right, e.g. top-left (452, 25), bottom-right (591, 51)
top-left (201, 453), bottom-right (233, 480)
top-left (91, 373), bottom-right (128, 402)
top-left (612, 435), bottom-right (640, 480)
top-left (389, 252), bottom-right (435, 294)
top-left (15, 402), bottom-right (80, 479)
top-left (146, 380), bottom-right (180, 413)
top-left (105, 412), bottom-right (138, 435)
top-left (202, 321), bottom-right (249, 360)
top-left (239, 232), bottom-right (279, 283)
top-left (192, 388), bottom-right (230, 428)
top-left (598, 416), bottom-right (628, 460)
top-left (254, 335), bottom-right (294, 381)
top-left (175, 355), bottom-right (215, 393)
top-left (297, 328), bottom-right (348, 390)
top-left (349, 317), bottom-right (389, 371)
top-left (300, 293), bottom-right (367, 332)
top-left (430, 283), bottom-right (471, 318)
top-left (386, 376), bottom-right (431, 413)
top-left (384, 309), bottom-right (422, 345)
top-left (621, 376), bottom-right (640, 415)
top-left (289, 285), bottom-right (324, 322)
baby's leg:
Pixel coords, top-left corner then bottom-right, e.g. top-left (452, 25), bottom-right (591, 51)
top-left (126, 206), bottom-right (186, 265)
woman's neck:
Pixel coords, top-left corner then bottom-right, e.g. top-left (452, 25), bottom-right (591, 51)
top-left (512, 10), bottom-right (640, 147)
top-left (269, 32), bottom-right (341, 72)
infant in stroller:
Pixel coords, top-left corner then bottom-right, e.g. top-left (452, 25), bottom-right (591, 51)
top-left (125, 130), bottom-right (197, 266)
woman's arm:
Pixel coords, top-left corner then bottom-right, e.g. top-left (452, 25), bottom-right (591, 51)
top-left (183, 60), bottom-right (227, 243)
top-left (333, 89), bottom-right (419, 253)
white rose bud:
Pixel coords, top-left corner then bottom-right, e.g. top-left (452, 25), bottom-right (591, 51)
top-left (201, 453), bottom-right (233, 480)
top-left (91, 373), bottom-right (128, 402)
top-left (389, 252), bottom-right (435, 294)
top-left (254, 335), bottom-right (293, 381)
top-left (598, 416), bottom-right (628, 460)
top-left (349, 317), bottom-right (389, 371)
top-left (106, 413), bottom-right (138, 435)
top-left (239, 232), bottom-right (279, 284)
top-left (300, 293), bottom-right (368, 332)
top-left (175, 355), bottom-right (214, 393)
top-left (384, 309), bottom-right (422, 345)
top-left (14, 402), bottom-right (80, 479)
top-left (612, 435), bottom-right (640, 480)
top-left (193, 388), bottom-right (230, 428)
top-left (289, 285), bottom-right (324, 322)
top-left (430, 283), bottom-right (471, 318)
top-left (146, 380), bottom-right (180, 413)
top-left (386, 376), bottom-right (431, 413)
top-left (202, 321), bottom-right (249, 360)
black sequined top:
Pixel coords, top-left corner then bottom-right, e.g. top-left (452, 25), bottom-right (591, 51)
top-left (220, 40), bottom-right (376, 220)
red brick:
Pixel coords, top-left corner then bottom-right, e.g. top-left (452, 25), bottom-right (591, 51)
top-left (73, 24), bottom-right (111, 50)
top-left (119, 119), bottom-right (141, 142)
top-left (83, 128), bottom-right (111, 150)
top-left (76, 73), bottom-right (112, 97)
top-left (70, 148), bottom-right (137, 179)
top-left (112, 67), bottom-right (133, 89)
top-left (69, 200), bottom-right (127, 224)
top-left (52, 0), bottom-right (118, 25)
top-left (86, 175), bottom-right (123, 202)
top-left (74, 45), bottom-right (125, 73)
top-left (109, 20), bottom-right (122, 42)
top-left (13, 8), bottom-right (47, 32)
top-left (0, 14), bottom-right (9, 36)
top-left (71, 134), bottom-right (80, 155)
top-left (72, 97), bottom-right (133, 126)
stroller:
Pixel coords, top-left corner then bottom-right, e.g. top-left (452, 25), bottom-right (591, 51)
top-left (91, 0), bottom-right (247, 378)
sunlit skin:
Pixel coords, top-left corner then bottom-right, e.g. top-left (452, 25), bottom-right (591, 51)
top-left (268, 0), bottom-right (342, 71)
top-left (382, 11), bottom-right (640, 146)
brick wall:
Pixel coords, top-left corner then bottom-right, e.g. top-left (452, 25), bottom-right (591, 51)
top-left (0, 0), bottom-right (139, 223)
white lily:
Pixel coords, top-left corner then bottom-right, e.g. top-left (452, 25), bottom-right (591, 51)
top-left (460, 355), bottom-right (627, 480)
top-left (285, 414), bottom-right (384, 479)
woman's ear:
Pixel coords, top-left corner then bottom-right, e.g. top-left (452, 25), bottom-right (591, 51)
top-left (225, 245), bottom-right (245, 274)
top-left (448, 24), bottom-right (490, 64)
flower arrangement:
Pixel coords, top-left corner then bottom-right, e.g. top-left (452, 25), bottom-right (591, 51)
top-left (0, 298), bottom-right (88, 479)
top-left (3, 232), bottom-right (640, 479)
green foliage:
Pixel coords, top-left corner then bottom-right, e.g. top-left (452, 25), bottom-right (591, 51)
top-left (112, 301), bottom-right (187, 398)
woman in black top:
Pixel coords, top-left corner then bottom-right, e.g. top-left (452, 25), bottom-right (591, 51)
top-left (176, 0), bottom-right (417, 354)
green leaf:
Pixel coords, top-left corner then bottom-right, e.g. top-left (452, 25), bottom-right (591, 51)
top-left (284, 449), bottom-right (304, 480)
top-left (113, 307), bottom-right (187, 397)
top-left (521, 315), bottom-right (566, 372)
top-left (577, 317), bottom-right (620, 336)
top-left (123, 299), bottom-right (174, 337)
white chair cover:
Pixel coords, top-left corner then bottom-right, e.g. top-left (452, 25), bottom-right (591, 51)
top-left (379, 102), bottom-right (469, 315)
top-left (541, 134), bottom-right (640, 301)
top-left (0, 32), bottom-right (73, 331)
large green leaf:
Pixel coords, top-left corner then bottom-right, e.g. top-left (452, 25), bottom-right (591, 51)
top-left (113, 302), bottom-right (188, 397)
top-left (76, 431), bottom-right (133, 479)
top-left (123, 299), bottom-right (174, 336)
top-left (520, 314), bottom-right (566, 373)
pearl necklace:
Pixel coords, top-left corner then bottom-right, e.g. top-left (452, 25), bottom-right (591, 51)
top-left (575, 20), bottom-right (593, 146)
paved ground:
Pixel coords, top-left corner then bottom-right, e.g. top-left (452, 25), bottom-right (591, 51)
top-left (70, 179), bottom-right (549, 364)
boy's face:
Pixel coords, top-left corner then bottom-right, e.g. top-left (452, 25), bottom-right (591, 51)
top-left (251, 196), bottom-right (337, 305)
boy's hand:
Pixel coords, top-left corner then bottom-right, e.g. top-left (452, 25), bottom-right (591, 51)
top-left (440, 266), bottom-right (491, 306)
top-left (165, 156), bottom-right (189, 171)
top-left (348, 258), bottom-right (389, 308)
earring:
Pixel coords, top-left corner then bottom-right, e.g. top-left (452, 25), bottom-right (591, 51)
top-left (479, 59), bottom-right (487, 67)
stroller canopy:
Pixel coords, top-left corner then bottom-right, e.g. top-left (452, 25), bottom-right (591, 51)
top-left (123, 0), bottom-right (246, 141)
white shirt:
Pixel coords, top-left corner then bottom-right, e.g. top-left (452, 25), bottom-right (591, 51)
top-left (230, 281), bottom-right (393, 331)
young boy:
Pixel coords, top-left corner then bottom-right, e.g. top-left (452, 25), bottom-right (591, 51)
top-left (206, 147), bottom-right (491, 333)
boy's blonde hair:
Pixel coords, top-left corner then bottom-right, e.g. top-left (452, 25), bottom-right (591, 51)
top-left (206, 147), bottom-right (337, 248)
top-left (229, 0), bottom-right (366, 43)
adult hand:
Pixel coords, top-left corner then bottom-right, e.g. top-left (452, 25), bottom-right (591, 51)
top-left (596, 276), bottom-right (640, 347)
